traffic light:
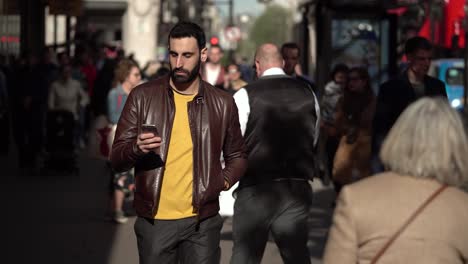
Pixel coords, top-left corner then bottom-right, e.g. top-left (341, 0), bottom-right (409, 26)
top-left (210, 36), bottom-right (219, 46)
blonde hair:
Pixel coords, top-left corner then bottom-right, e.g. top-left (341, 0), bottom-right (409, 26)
top-left (380, 97), bottom-right (468, 187)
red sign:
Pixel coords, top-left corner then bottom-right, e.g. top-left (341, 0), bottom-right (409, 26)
top-left (418, 0), bottom-right (466, 48)
top-left (0, 36), bottom-right (19, 43)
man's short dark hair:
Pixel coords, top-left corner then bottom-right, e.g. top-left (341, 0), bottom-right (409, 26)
top-left (168, 21), bottom-right (206, 50)
top-left (281, 42), bottom-right (301, 56)
top-left (405, 36), bottom-right (432, 55)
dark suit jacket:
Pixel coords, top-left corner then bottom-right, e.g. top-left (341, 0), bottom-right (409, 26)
top-left (372, 71), bottom-right (447, 170)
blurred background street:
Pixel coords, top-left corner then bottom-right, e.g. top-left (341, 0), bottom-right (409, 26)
top-left (1, 0), bottom-right (468, 263)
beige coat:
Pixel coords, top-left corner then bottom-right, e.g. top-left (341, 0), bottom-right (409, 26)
top-left (323, 172), bottom-right (468, 264)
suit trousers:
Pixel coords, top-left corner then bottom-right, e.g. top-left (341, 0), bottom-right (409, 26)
top-left (134, 214), bottom-right (223, 264)
top-left (231, 180), bottom-right (312, 264)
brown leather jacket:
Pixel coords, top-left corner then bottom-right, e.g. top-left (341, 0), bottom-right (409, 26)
top-left (110, 75), bottom-right (247, 220)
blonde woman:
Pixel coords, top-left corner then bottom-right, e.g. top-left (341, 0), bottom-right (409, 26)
top-left (324, 97), bottom-right (468, 263)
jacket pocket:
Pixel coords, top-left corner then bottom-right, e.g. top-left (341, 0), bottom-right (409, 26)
top-left (133, 192), bottom-right (154, 216)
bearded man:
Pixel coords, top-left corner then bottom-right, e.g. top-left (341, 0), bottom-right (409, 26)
top-left (110, 21), bottom-right (247, 264)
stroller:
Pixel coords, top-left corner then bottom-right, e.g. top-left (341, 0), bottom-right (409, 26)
top-left (41, 109), bottom-right (79, 176)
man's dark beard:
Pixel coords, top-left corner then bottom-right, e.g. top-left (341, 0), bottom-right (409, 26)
top-left (171, 60), bottom-right (201, 84)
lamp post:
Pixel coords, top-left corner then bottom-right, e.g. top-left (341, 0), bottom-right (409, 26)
top-left (209, 0), bottom-right (234, 60)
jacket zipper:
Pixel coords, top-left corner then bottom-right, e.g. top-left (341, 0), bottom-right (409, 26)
top-left (189, 97), bottom-right (202, 216)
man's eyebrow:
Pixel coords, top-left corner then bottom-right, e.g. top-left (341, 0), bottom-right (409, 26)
top-left (169, 51), bottom-right (194, 56)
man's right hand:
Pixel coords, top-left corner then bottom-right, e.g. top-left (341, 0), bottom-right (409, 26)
top-left (137, 133), bottom-right (162, 153)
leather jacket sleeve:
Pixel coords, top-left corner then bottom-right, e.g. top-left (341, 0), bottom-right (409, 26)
top-left (110, 90), bottom-right (145, 172)
top-left (222, 98), bottom-right (248, 188)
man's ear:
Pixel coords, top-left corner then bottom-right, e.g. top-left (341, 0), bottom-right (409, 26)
top-left (201, 47), bottom-right (208, 62)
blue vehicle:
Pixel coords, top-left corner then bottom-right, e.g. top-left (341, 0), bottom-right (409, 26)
top-left (428, 59), bottom-right (465, 110)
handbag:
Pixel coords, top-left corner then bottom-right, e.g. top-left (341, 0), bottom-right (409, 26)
top-left (370, 184), bottom-right (448, 264)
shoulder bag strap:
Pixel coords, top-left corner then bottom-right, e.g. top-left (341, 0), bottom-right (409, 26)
top-left (370, 184), bottom-right (448, 264)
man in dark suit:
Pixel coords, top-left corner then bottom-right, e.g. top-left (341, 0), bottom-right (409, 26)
top-left (281, 42), bottom-right (318, 95)
top-left (372, 36), bottom-right (447, 172)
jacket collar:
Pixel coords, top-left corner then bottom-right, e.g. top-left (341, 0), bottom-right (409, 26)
top-left (164, 73), bottom-right (205, 100)
top-left (399, 69), bottom-right (431, 87)
top-left (261, 67), bottom-right (286, 77)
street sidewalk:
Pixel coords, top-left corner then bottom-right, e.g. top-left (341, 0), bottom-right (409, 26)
top-left (2, 150), bottom-right (335, 264)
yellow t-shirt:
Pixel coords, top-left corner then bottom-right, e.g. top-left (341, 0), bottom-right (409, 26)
top-left (155, 91), bottom-right (196, 219)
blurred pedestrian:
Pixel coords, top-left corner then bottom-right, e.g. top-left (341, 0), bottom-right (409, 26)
top-left (12, 53), bottom-right (48, 173)
top-left (324, 97), bottom-right (468, 263)
top-left (110, 21), bottom-right (247, 263)
top-left (331, 67), bottom-right (375, 194)
top-left (372, 36), bottom-right (447, 173)
top-left (224, 63), bottom-right (247, 95)
top-left (231, 43), bottom-right (319, 264)
top-left (238, 56), bottom-right (254, 83)
top-left (202, 44), bottom-right (225, 89)
top-left (92, 56), bottom-right (118, 116)
top-left (281, 42), bottom-right (317, 94)
top-left (321, 64), bottom-right (348, 128)
top-left (48, 64), bottom-right (89, 146)
top-left (106, 59), bottom-right (141, 224)
top-left (318, 63), bottom-right (349, 185)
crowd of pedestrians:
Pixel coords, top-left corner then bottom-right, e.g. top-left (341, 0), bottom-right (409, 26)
top-left (0, 44), bottom-right (171, 176)
top-left (2, 20), bottom-right (468, 264)
top-left (107, 22), bottom-right (468, 264)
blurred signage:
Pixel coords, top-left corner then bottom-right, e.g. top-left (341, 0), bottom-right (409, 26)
top-left (1, 0), bottom-right (20, 14)
top-left (48, 0), bottom-right (83, 16)
top-left (0, 35), bottom-right (19, 43)
top-left (224, 26), bottom-right (241, 42)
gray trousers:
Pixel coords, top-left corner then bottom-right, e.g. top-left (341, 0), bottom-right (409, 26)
top-left (134, 214), bottom-right (223, 264)
top-left (231, 180), bottom-right (312, 264)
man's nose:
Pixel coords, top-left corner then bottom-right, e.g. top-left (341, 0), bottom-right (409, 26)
top-left (176, 56), bottom-right (184, 68)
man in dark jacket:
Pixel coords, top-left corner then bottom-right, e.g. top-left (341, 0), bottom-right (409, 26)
top-left (231, 43), bottom-right (319, 264)
top-left (110, 22), bottom-right (247, 264)
top-left (372, 36), bottom-right (447, 172)
top-left (281, 42), bottom-right (318, 95)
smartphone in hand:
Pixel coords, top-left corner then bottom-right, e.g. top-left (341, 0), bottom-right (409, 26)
top-left (141, 124), bottom-right (159, 137)
top-left (139, 123), bottom-right (163, 169)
